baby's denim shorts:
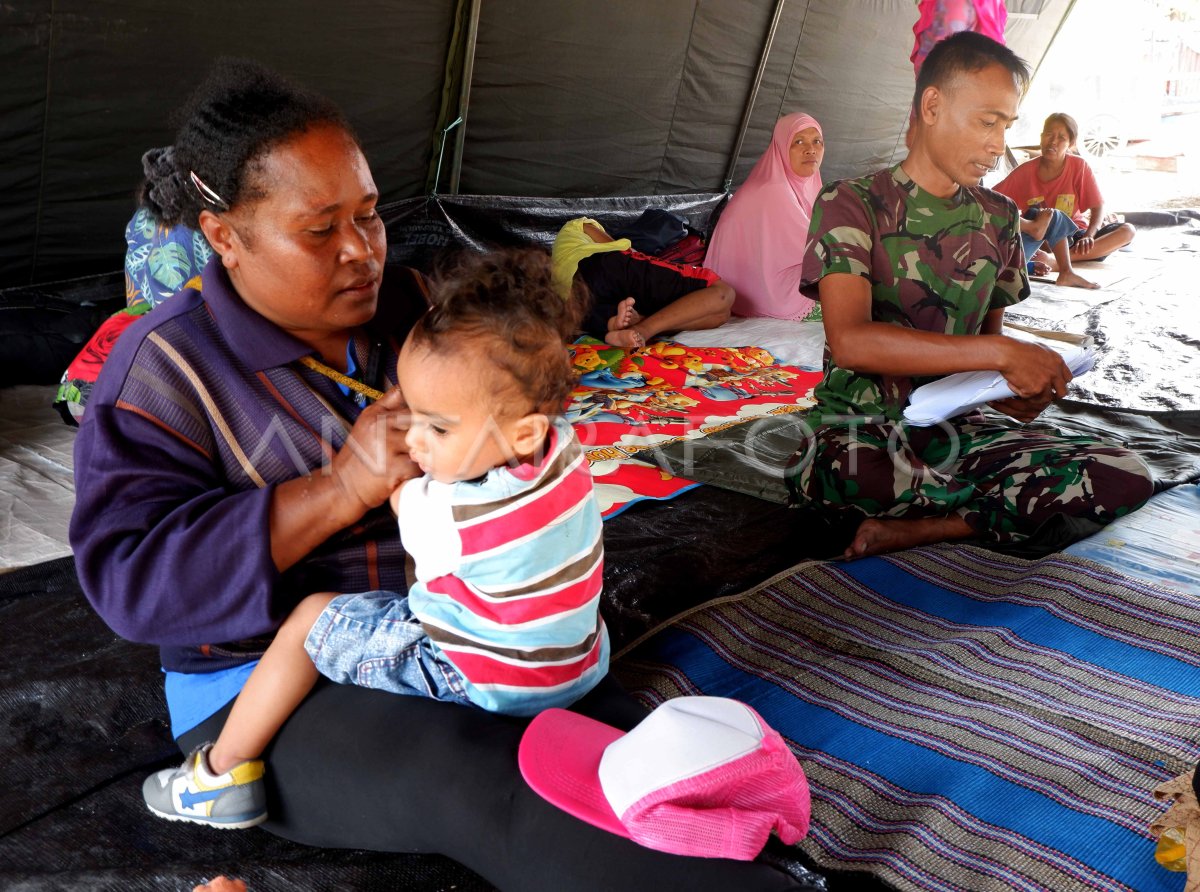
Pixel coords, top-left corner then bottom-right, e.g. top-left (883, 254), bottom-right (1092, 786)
top-left (305, 591), bottom-right (471, 706)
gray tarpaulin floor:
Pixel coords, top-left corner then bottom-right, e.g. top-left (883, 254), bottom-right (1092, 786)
top-left (0, 385), bottom-right (76, 570)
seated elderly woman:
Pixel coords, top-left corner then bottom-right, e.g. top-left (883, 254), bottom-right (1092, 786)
top-left (704, 113), bottom-right (825, 321)
top-left (69, 59), bottom-right (811, 892)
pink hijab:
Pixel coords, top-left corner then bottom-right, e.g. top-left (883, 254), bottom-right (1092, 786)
top-left (705, 113), bottom-right (824, 320)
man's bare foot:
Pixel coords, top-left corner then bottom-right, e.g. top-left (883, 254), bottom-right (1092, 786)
top-left (1055, 270), bottom-right (1099, 290)
top-left (843, 515), bottom-right (973, 560)
top-left (607, 297), bottom-right (637, 332)
top-left (1030, 260), bottom-right (1051, 277)
top-left (194, 878), bottom-right (248, 892)
top-left (604, 327), bottom-right (645, 351)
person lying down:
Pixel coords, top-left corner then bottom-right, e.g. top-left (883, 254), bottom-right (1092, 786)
top-left (551, 217), bottom-right (733, 350)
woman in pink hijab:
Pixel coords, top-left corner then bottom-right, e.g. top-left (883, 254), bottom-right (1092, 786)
top-left (705, 112), bottom-right (825, 320)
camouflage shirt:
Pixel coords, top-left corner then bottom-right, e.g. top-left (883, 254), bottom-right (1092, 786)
top-left (799, 164), bottom-right (1029, 424)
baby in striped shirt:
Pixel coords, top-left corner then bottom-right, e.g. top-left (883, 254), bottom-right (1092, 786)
top-left (143, 249), bottom-right (609, 829)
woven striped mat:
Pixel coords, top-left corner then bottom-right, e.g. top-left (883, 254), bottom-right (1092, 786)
top-left (613, 545), bottom-right (1200, 892)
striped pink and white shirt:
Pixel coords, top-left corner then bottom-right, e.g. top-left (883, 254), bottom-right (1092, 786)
top-left (399, 417), bottom-right (608, 716)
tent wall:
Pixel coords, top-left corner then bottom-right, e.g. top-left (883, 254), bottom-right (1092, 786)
top-left (459, 0), bottom-right (780, 196)
top-left (1, 0), bottom-right (455, 287)
top-left (1, 0), bottom-right (1072, 289)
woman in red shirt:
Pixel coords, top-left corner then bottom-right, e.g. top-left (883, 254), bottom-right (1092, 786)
top-left (995, 113), bottom-right (1135, 263)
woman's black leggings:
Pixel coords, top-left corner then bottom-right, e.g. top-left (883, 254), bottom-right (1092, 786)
top-left (179, 675), bottom-right (808, 892)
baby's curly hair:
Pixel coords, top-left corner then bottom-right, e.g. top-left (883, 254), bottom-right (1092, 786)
top-left (410, 248), bottom-right (588, 416)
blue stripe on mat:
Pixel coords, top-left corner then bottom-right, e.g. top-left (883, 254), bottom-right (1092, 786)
top-left (621, 550), bottom-right (1200, 892)
top-left (846, 557), bottom-right (1200, 689)
top-left (641, 628), bottom-right (1178, 892)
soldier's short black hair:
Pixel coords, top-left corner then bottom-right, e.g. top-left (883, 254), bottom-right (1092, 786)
top-left (913, 31), bottom-right (1031, 115)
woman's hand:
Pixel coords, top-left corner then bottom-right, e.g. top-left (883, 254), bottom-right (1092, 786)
top-left (269, 387), bottom-right (419, 572)
top-left (330, 387), bottom-right (420, 516)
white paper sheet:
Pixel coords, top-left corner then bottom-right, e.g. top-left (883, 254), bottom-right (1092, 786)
top-left (903, 331), bottom-right (1096, 426)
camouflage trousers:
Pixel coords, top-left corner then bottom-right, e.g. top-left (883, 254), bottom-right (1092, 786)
top-left (786, 416), bottom-right (1154, 542)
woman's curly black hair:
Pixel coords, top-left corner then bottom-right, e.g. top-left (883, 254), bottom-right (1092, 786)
top-left (138, 58), bottom-right (352, 227)
top-left (411, 249), bottom-right (589, 416)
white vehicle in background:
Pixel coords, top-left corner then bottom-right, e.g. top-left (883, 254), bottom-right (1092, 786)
top-left (1015, 69), bottom-right (1164, 164)
top-left (1010, 0), bottom-right (1199, 164)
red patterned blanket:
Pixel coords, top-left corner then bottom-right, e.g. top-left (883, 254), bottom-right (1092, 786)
top-left (567, 339), bottom-right (822, 518)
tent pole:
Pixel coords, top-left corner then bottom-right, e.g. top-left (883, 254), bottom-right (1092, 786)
top-left (448, 0), bottom-right (483, 195)
top-left (723, 0), bottom-right (788, 193)
top-left (432, 117), bottom-right (464, 196)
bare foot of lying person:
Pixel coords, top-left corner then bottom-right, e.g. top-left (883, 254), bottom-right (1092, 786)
top-left (604, 326), bottom-right (645, 351)
top-left (1055, 270), bottom-right (1099, 290)
top-left (607, 297), bottom-right (638, 332)
top-left (194, 877), bottom-right (248, 892)
top-left (842, 515), bottom-right (973, 560)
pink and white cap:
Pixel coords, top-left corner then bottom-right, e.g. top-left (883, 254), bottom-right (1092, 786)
top-left (518, 696), bottom-right (810, 860)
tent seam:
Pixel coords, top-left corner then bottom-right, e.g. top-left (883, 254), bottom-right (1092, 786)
top-left (653, 0), bottom-right (704, 195)
top-left (425, 0), bottom-right (470, 195)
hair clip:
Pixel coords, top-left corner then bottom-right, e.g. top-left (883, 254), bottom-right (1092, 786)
top-left (189, 170), bottom-right (229, 211)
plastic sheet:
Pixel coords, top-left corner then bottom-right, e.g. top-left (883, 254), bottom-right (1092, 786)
top-left (1066, 484), bottom-right (1200, 595)
top-left (0, 386), bottom-right (78, 569)
top-left (602, 486), bottom-right (858, 650)
top-left (0, 273), bottom-right (125, 386)
top-left (1005, 218), bottom-right (1200, 414)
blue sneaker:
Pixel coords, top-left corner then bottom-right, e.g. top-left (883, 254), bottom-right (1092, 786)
top-left (143, 743), bottom-right (267, 829)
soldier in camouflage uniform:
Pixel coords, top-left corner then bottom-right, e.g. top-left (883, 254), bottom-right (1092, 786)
top-left (788, 31), bottom-right (1152, 558)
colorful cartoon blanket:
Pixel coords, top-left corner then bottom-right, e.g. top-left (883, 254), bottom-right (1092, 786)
top-left (567, 339), bottom-right (822, 518)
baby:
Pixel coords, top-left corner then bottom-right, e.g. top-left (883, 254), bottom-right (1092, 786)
top-left (144, 249), bottom-right (609, 828)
